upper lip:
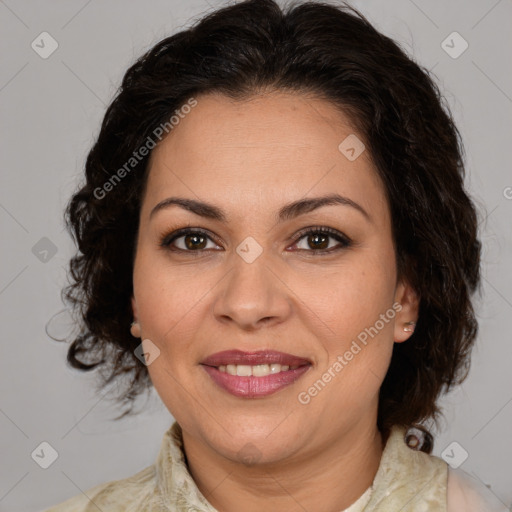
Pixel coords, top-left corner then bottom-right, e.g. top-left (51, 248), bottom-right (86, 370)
top-left (201, 350), bottom-right (312, 367)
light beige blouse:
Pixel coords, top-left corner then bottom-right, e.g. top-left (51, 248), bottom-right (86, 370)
top-left (43, 422), bottom-right (507, 512)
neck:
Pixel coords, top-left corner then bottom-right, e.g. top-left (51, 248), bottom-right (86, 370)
top-left (181, 416), bottom-right (384, 512)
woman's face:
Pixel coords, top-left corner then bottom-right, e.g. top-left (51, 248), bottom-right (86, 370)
top-left (132, 91), bottom-right (418, 464)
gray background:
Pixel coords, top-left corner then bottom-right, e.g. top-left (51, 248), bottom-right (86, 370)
top-left (1, 0), bottom-right (511, 510)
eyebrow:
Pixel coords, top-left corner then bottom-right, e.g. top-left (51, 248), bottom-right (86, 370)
top-left (149, 193), bottom-right (371, 223)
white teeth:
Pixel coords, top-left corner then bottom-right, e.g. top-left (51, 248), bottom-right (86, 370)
top-left (217, 363), bottom-right (300, 376)
top-left (236, 365), bottom-right (252, 377)
top-left (270, 363), bottom-right (281, 374)
top-left (252, 364), bottom-right (270, 376)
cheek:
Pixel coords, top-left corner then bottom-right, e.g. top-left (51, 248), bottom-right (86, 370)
top-left (133, 247), bottom-right (206, 341)
top-left (303, 251), bottom-right (396, 343)
top-left (297, 249), bottom-right (397, 394)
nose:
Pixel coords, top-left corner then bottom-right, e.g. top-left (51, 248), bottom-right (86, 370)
top-left (212, 251), bottom-right (292, 331)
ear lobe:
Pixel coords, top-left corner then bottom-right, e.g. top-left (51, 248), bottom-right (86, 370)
top-left (130, 322), bottom-right (141, 338)
top-left (393, 279), bottom-right (420, 343)
top-left (130, 296), bottom-right (141, 338)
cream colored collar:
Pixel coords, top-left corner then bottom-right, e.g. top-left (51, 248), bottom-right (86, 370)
top-left (155, 422), bottom-right (447, 512)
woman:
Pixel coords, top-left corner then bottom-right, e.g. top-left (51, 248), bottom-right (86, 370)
top-left (45, 0), bottom-right (507, 510)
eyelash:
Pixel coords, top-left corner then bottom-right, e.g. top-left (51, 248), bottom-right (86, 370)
top-left (159, 225), bottom-right (352, 256)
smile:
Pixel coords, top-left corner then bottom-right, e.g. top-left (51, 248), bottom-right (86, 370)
top-left (217, 363), bottom-right (301, 376)
top-left (201, 362), bottom-right (311, 398)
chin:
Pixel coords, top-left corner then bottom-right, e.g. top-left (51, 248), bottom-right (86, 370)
top-left (206, 420), bottom-right (302, 464)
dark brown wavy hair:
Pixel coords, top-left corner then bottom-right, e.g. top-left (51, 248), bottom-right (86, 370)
top-left (59, 0), bottom-right (483, 452)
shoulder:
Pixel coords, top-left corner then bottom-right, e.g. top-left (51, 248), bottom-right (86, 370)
top-left (446, 466), bottom-right (508, 512)
top-left (364, 426), bottom-right (449, 510)
top-left (42, 464), bottom-right (157, 512)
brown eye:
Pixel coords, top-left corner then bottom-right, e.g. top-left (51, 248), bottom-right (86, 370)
top-left (160, 226), bottom-right (351, 256)
top-left (305, 232), bottom-right (329, 250)
top-left (291, 227), bottom-right (351, 254)
top-left (182, 233), bottom-right (208, 250)
top-left (161, 228), bottom-right (220, 252)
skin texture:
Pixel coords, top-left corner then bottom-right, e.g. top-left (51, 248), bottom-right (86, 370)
top-left (130, 91), bottom-right (419, 512)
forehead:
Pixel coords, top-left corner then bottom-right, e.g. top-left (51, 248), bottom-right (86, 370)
top-left (143, 91), bottom-right (389, 225)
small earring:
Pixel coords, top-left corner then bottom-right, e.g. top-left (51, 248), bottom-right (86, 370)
top-left (403, 321), bottom-right (416, 332)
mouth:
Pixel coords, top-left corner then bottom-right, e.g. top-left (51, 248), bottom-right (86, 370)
top-left (200, 350), bottom-right (312, 398)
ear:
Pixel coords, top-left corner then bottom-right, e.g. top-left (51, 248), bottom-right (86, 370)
top-left (130, 296), bottom-right (141, 338)
top-left (393, 279), bottom-right (420, 343)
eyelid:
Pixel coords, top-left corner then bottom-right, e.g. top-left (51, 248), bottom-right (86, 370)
top-left (159, 226), bottom-right (220, 248)
top-left (291, 225), bottom-right (351, 245)
top-left (159, 224), bottom-right (352, 254)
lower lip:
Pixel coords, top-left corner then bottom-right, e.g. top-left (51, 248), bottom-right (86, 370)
top-left (201, 365), bottom-right (311, 398)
